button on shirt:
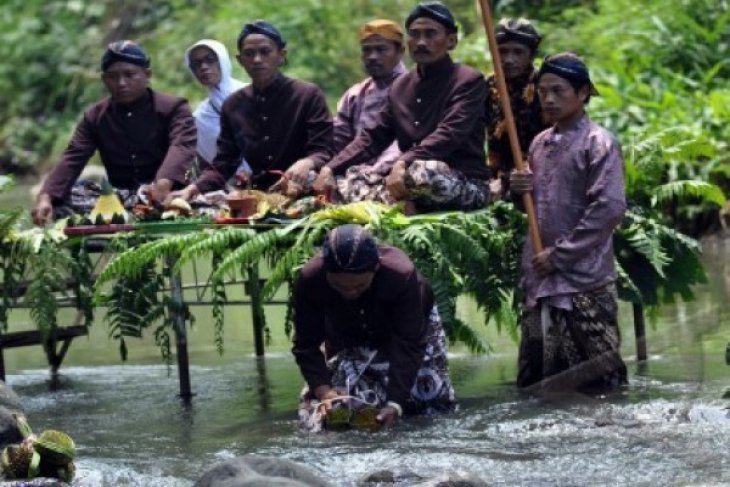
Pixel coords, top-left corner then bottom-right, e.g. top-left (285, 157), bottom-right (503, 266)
top-left (41, 90), bottom-right (196, 201)
top-left (194, 74), bottom-right (333, 192)
top-left (521, 114), bottom-right (627, 309)
top-left (327, 56), bottom-right (489, 179)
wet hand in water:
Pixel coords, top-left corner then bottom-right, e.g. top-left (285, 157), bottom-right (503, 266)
top-left (376, 405), bottom-right (399, 428)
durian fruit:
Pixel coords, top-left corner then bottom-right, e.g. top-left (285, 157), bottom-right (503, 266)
top-left (33, 430), bottom-right (75, 466)
top-left (324, 405), bottom-right (352, 431)
top-left (0, 441), bottom-right (39, 479)
top-left (350, 406), bottom-right (381, 432)
top-left (89, 179), bottom-right (128, 224)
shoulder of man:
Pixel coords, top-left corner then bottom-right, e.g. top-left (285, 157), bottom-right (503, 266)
top-left (377, 245), bottom-right (416, 277)
top-left (150, 90), bottom-right (192, 114)
top-left (584, 118), bottom-right (621, 152)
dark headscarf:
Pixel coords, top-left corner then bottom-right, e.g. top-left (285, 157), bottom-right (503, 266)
top-left (237, 20), bottom-right (287, 50)
top-left (101, 40), bottom-right (151, 72)
top-left (538, 52), bottom-right (599, 96)
top-left (405, 2), bottom-right (458, 34)
top-left (496, 18), bottom-right (541, 53)
top-left (322, 224), bottom-right (380, 274)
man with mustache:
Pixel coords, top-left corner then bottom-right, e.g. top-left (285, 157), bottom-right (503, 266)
top-left (510, 53), bottom-right (628, 390)
top-left (485, 18), bottom-right (548, 199)
top-left (313, 19), bottom-right (406, 203)
top-left (169, 21), bottom-right (332, 202)
top-left (32, 41), bottom-right (196, 225)
top-left (323, 2), bottom-right (490, 213)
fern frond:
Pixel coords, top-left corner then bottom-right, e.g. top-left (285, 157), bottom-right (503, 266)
top-left (651, 180), bottom-right (726, 207)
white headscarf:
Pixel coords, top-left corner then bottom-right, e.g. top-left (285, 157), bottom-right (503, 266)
top-left (185, 39), bottom-right (248, 165)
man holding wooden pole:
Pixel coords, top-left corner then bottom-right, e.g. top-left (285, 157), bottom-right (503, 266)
top-left (477, 0), bottom-right (627, 390)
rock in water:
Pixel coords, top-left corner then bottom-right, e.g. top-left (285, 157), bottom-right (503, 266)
top-left (195, 455), bottom-right (332, 487)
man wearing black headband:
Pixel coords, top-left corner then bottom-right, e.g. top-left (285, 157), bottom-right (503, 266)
top-left (325, 2), bottom-right (490, 213)
top-left (485, 18), bottom-right (548, 199)
top-left (293, 224), bottom-right (456, 430)
top-left (510, 52), bottom-right (628, 390)
top-left (32, 40), bottom-right (196, 225)
top-left (171, 20), bottom-right (332, 203)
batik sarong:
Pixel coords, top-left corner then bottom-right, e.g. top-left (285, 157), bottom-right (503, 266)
top-left (517, 285), bottom-right (628, 391)
top-left (335, 159), bottom-right (490, 211)
top-left (52, 180), bottom-right (141, 220)
top-left (299, 306), bottom-right (457, 432)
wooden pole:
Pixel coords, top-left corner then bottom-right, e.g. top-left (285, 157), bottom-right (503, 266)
top-left (477, 0), bottom-right (543, 252)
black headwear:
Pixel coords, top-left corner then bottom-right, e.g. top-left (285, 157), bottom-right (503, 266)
top-left (405, 2), bottom-right (458, 34)
top-left (101, 40), bottom-right (151, 72)
top-left (322, 224), bottom-right (380, 274)
top-left (237, 20), bottom-right (287, 50)
top-left (538, 53), bottom-right (599, 96)
top-left (495, 18), bottom-right (541, 52)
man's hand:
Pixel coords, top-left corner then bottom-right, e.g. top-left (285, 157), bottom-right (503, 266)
top-left (376, 404), bottom-right (400, 428)
top-left (385, 160), bottom-right (408, 201)
top-left (32, 193), bottom-right (53, 226)
top-left (286, 158), bottom-right (315, 186)
top-left (312, 167), bottom-right (336, 197)
top-left (532, 248), bottom-right (555, 276)
top-left (489, 178), bottom-right (504, 201)
top-left (313, 385), bottom-right (340, 414)
top-left (509, 169), bottom-right (533, 194)
top-left (142, 178), bottom-right (173, 207)
top-left (163, 184), bottom-right (199, 207)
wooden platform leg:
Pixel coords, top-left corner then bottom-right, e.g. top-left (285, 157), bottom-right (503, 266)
top-left (247, 264), bottom-right (266, 358)
top-left (167, 255), bottom-right (192, 401)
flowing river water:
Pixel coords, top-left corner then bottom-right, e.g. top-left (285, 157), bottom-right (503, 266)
top-left (3, 229), bottom-right (729, 486)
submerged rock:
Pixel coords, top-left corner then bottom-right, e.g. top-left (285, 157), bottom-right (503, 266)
top-left (0, 479), bottom-right (69, 486)
top-left (195, 455), bottom-right (332, 487)
top-left (0, 383), bottom-right (23, 414)
top-left (0, 410), bottom-right (26, 450)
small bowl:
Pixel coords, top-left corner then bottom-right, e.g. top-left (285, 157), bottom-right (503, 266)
top-left (226, 194), bottom-right (259, 218)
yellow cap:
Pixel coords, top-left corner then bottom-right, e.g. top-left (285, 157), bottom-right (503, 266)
top-left (359, 19), bottom-right (403, 43)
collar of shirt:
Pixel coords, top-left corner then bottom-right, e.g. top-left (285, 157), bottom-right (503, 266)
top-left (111, 88), bottom-right (153, 114)
top-left (546, 112), bottom-right (589, 147)
top-left (252, 73), bottom-right (286, 97)
top-left (416, 55), bottom-right (454, 79)
top-left (373, 61), bottom-right (408, 89)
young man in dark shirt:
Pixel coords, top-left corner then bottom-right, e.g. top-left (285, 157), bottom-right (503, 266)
top-left (293, 224), bottom-right (456, 430)
top-left (32, 41), bottom-right (196, 225)
top-left (170, 21), bottom-right (332, 203)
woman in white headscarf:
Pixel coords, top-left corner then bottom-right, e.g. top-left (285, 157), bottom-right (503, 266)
top-left (185, 39), bottom-right (250, 178)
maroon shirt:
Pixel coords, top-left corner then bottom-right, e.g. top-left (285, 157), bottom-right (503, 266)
top-left (41, 89), bottom-right (196, 201)
top-left (327, 55), bottom-right (489, 179)
top-left (194, 74), bottom-right (333, 192)
top-left (522, 114), bottom-right (626, 309)
top-left (292, 245), bottom-right (433, 406)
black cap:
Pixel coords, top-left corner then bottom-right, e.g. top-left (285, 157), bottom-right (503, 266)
top-left (538, 52), bottom-right (599, 96)
top-left (237, 20), bottom-right (287, 50)
top-left (495, 18), bottom-right (541, 52)
top-left (101, 40), bottom-right (150, 72)
top-left (406, 2), bottom-right (458, 34)
top-left (322, 224), bottom-right (380, 273)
